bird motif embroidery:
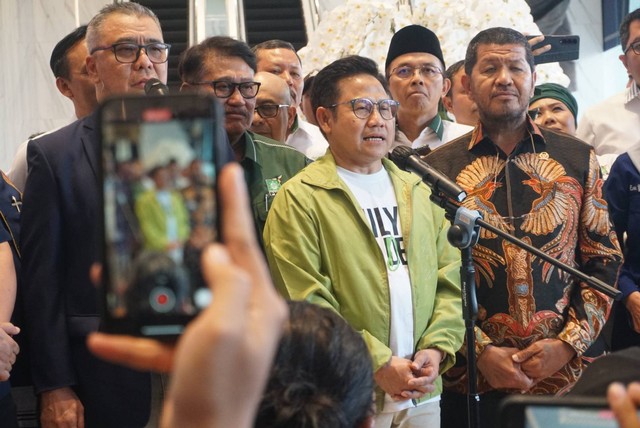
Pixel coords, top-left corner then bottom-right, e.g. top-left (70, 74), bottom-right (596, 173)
top-left (457, 155), bottom-right (512, 239)
top-left (512, 153), bottom-right (581, 281)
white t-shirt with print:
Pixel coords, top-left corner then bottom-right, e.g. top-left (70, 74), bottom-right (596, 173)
top-left (337, 165), bottom-right (418, 413)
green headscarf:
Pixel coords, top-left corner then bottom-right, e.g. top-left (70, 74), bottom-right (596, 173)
top-left (529, 83), bottom-right (578, 126)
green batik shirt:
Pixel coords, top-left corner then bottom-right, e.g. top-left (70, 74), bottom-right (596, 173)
top-left (239, 131), bottom-right (310, 249)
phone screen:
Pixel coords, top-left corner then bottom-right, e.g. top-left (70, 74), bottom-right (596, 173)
top-left (524, 405), bottom-right (618, 428)
top-left (100, 94), bottom-right (222, 337)
top-left (499, 395), bottom-right (640, 428)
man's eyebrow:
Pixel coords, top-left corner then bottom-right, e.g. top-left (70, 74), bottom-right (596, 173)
top-left (112, 37), bottom-right (164, 44)
top-left (396, 61), bottom-right (441, 67)
top-left (257, 97), bottom-right (279, 104)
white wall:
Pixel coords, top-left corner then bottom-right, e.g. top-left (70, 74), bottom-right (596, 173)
top-left (568, 0), bottom-right (629, 118)
top-left (0, 0), bottom-right (107, 172)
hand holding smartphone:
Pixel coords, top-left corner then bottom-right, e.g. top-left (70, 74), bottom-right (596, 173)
top-left (99, 93), bottom-right (226, 339)
top-left (527, 34), bottom-right (580, 64)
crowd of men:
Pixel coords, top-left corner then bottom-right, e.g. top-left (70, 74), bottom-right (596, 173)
top-left (1, 2), bottom-right (639, 428)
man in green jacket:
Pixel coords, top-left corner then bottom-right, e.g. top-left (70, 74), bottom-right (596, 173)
top-left (179, 36), bottom-right (309, 248)
top-left (264, 55), bottom-right (464, 428)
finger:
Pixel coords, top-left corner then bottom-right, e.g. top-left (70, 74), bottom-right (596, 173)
top-left (409, 370), bottom-right (437, 387)
top-left (532, 44), bottom-right (551, 56)
top-left (516, 374), bottom-right (535, 391)
top-left (608, 383), bottom-right (640, 428)
top-left (512, 347), bottom-right (538, 363)
top-left (527, 35), bottom-right (544, 46)
top-left (628, 382), bottom-right (640, 404)
top-left (200, 244), bottom-right (252, 333)
top-left (403, 382), bottom-right (436, 395)
top-left (0, 322), bottom-right (20, 336)
top-left (411, 350), bottom-right (429, 370)
top-left (400, 388), bottom-right (431, 399)
top-left (87, 333), bottom-right (176, 373)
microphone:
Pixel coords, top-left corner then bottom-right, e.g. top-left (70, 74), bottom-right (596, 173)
top-left (390, 145), bottom-right (467, 202)
top-left (144, 78), bottom-right (169, 96)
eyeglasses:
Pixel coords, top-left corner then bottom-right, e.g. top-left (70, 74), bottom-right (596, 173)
top-left (90, 42), bottom-right (171, 64)
top-left (255, 104), bottom-right (290, 118)
top-left (625, 41), bottom-right (640, 55)
top-left (192, 81), bottom-right (261, 99)
top-left (329, 98), bottom-right (399, 120)
top-left (390, 64), bottom-right (443, 80)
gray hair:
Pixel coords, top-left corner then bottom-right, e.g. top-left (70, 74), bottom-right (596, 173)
top-left (86, 3), bottom-right (161, 51)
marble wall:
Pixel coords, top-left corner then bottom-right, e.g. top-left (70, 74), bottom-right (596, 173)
top-left (0, 0), bottom-right (107, 171)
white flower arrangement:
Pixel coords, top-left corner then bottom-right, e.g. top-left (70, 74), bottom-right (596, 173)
top-left (299, 0), bottom-right (570, 86)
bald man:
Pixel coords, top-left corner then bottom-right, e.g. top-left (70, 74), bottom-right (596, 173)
top-left (250, 72), bottom-right (296, 143)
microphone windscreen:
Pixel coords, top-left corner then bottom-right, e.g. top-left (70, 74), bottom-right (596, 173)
top-left (390, 145), bottom-right (416, 170)
top-left (144, 78), bottom-right (169, 95)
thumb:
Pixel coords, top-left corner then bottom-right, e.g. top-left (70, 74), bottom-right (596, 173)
top-left (512, 347), bottom-right (535, 363)
top-left (0, 323), bottom-right (20, 336)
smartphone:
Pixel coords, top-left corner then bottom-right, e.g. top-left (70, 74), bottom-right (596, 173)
top-left (99, 93), bottom-right (226, 339)
top-left (527, 34), bottom-right (580, 64)
top-left (498, 394), bottom-right (636, 428)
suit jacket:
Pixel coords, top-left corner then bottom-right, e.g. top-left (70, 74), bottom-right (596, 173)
top-left (20, 111), bottom-right (151, 426)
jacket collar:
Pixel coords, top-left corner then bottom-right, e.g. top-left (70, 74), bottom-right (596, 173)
top-left (300, 151), bottom-right (422, 190)
top-left (467, 116), bottom-right (545, 151)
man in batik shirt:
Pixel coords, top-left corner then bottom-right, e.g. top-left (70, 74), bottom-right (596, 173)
top-left (426, 27), bottom-right (622, 428)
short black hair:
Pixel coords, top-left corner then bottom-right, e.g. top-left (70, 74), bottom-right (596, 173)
top-left (252, 39), bottom-right (302, 65)
top-left (179, 36), bottom-right (257, 83)
top-left (465, 27), bottom-right (534, 76)
top-left (302, 74), bottom-right (315, 96)
top-left (620, 8), bottom-right (640, 51)
top-left (310, 55), bottom-right (388, 116)
top-left (50, 25), bottom-right (88, 79)
top-left (444, 59), bottom-right (465, 97)
top-left (255, 301), bottom-right (374, 428)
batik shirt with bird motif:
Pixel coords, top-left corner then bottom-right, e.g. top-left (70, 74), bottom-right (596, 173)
top-left (426, 119), bottom-right (622, 395)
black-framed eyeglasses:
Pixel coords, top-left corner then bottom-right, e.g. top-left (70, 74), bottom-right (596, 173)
top-left (328, 98), bottom-right (399, 120)
top-left (625, 40), bottom-right (640, 55)
top-left (90, 42), bottom-right (171, 64)
top-left (193, 80), bottom-right (261, 99)
top-left (390, 64), bottom-right (443, 80)
top-left (255, 104), bottom-right (290, 118)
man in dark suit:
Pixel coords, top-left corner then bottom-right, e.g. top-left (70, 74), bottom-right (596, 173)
top-left (19, 3), bottom-right (169, 427)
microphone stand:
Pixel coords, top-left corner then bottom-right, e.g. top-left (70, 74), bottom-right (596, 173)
top-left (428, 191), bottom-right (621, 428)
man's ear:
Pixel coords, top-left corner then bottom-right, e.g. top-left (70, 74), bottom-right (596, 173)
top-left (86, 55), bottom-right (100, 85)
top-left (286, 106), bottom-right (296, 133)
top-left (442, 94), bottom-right (453, 113)
top-left (55, 77), bottom-right (73, 100)
top-left (441, 77), bottom-right (452, 98)
top-left (620, 53), bottom-right (630, 75)
top-left (461, 73), bottom-right (474, 102)
top-left (530, 70), bottom-right (537, 97)
top-left (315, 106), bottom-right (333, 136)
